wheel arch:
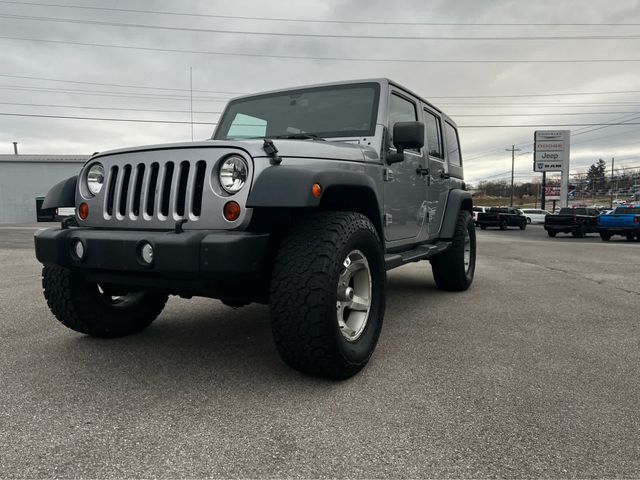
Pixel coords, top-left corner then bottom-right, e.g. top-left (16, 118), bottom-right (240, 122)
top-left (319, 184), bottom-right (384, 242)
top-left (439, 189), bottom-right (473, 239)
top-left (41, 176), bottom-right (77, 209)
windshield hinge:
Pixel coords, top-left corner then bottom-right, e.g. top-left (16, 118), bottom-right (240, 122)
top-left (263, 139), bottom-right (281, 165)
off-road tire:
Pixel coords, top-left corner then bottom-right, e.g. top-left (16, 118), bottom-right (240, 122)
top-left (42, 266), bottom-right (168, 338)
top-left (547, 230), bottom-right (557, 237)
top-left (269, 212), bottom-right (385, 380)
top-left (600, 232), bottom-right (611, 241)
top-left (430, 210), bottom-right (476, 292)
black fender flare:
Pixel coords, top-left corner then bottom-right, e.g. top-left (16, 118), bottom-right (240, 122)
top-left (439, 189), bottom-right (473, 239)
top-left (246, 166), bottom-right (378, 208)
top-left (41, 176), bottom-right (77, 209)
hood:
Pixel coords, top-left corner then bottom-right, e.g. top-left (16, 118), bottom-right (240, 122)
top-left (91, 139), bottom-right (378, 163)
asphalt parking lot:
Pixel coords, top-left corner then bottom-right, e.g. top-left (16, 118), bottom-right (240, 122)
top-left (1, 223), bottom-right (639, 478)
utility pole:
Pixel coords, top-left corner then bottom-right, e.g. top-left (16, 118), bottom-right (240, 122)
top-left (506, 145), bottom-right (521, 206)
top-left (189, 67), bottom-right (194, 142)
top-left (610, 157), bottom-right (615, 209)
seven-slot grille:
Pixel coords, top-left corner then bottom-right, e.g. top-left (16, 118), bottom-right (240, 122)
top-left (104, 160), bottom-right (207, 222)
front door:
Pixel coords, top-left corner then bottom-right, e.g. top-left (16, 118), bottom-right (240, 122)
top-left (384, 91), bottom-right (428, 243)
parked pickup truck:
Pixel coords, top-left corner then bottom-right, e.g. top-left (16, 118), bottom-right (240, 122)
top-left (544, 207), bottom-right (599, 238)
top-left (598, 206), bottom-right (640, 241)
top-left (477, 207), bottom-right (526, 230)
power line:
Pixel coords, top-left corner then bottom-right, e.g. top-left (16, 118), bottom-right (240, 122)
top-left (5, 109), bottom-right (640, 130)
top-left (0, 112), bottom-right (216, 125)
top-left (0, 85), bottom-right (228, 102)
top-left (458, 122), bottom-right (640, 128)
top-left (439, 102), bottom-right (640, 107)
top-left (3, 13), bottom-right (640, 41)
top-left (3, 73), bottom-right (640, 101)
top-left (0, 73), bottom-right (241, 95)
top-left (431, 90), bottom-right (640, 99)
top-left (452, 111), bottom-right (639, 117)
top-left (2, 35), bottom-right (640, 64)
top-left (4, 99), bottom-right (633, 118)
top-left (0, 101), bottom-right (222, 114)
top-left (1, 0), bottom-right (639, 27)
top-left (464, 111), bottom-right (640, 161)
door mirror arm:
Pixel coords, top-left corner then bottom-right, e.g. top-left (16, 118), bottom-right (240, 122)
top-left (387, 148), bottom-right (405, 164)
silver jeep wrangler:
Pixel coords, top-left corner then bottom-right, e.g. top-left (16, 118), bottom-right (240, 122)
top-left (35, 79), bottom-right (475, 379)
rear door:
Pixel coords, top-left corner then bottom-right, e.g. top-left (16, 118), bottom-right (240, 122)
top-left (423, 108), bottom-right (449, 238)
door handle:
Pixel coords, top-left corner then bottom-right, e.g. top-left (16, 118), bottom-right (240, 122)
top-left (416, 167), bottom-right (429, 176)
top-left (438, 169), bottom-right (450, 179)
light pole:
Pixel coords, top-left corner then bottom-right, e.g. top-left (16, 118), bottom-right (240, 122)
top-left (506, 145), bottom-right (521, 206)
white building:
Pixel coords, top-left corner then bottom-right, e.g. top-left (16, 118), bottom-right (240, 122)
top-left (0, 154), bottom-right (89, 223)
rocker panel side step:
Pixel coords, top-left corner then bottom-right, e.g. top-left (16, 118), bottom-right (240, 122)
top-left (384, 241), bottom-right (452, 271)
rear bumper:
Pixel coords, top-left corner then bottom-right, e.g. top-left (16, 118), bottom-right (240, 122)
top-left (34, 227), bottom-right (272, 298)
top-left (545, 224), bottom-right (582, 233)
top-left (597, 226), bottom-right (640, 235)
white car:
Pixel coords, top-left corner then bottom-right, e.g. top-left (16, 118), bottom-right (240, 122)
top-left (520, 208), bottom-right (552, 224)
top-left (472, 206), bottom-right (489, 225)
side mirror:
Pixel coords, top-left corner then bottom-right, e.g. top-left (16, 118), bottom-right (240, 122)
top-left (387, 121), bottom-right (424, 164)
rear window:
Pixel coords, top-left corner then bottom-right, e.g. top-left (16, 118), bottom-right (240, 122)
top-left (615, 207), bottom-right (640, 214)
top-left (559, 208), bottom-right (585, 215)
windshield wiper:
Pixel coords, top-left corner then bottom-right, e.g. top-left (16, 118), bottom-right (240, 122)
top-left (271, 133), bottom-right (326, 141)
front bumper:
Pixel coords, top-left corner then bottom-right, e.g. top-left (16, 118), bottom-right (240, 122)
top-left (34, 228), bottom-right (271, 297)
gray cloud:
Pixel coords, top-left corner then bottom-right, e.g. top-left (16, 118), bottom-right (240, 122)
top-left (1, 0), bottom-right (639, 182)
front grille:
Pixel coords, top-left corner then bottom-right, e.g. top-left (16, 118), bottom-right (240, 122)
top-left (104, 160), bottom-right (207, 222)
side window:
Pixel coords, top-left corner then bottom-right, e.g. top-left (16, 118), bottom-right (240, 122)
top-left (388, 93), bottom-right (419, 153)
top-left (423, 110), bottom-right (443, 158)
top-left (227, 113), bottom-right (267, 139)
top-left (444, 122), bottom-right (462, 167)
top-left (389, 93), bottom-right (417, 125)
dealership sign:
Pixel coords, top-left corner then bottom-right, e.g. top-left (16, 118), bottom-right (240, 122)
top-left (533, 130), bottom-right (570, 172)
top-left (545, 183), bottom-right (561, 200)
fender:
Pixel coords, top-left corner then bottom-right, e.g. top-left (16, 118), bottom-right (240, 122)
top-left (439, 189), bottom-right (473, 239)
top-left (41, 176), bottom-right (77, 210)
top-left (247, 166), bottom-right (378, 208)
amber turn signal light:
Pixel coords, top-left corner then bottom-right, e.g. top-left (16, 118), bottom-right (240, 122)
top-left (223, 201), bottom-right (241, 222)
top-left (78, 202), bottom-right (89, 220)
top-left (312, 183), bottom-right (322, 198)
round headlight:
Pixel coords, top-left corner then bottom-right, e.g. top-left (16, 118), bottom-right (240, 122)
top-left (219, 156), bottom-right (248, 194)
top-left (86, 163), bottom-right (104, 196)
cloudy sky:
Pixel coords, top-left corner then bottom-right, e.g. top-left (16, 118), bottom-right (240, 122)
top-left (1, 0), bottom-right (640, 184)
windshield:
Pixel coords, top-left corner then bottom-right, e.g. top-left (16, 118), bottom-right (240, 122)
top-left (214, 83), bottom-right (380, 140)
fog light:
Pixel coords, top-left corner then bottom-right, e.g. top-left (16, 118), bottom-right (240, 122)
top-left (140, 242), bottom-right (154, 265)
top-left (73, 240), bottom-right (85, 260)
top-left (223, 201), bottom-right (241, 222)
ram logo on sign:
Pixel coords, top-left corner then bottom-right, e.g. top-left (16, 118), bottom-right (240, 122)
top-left (533, 130), bottom-right (570, 172)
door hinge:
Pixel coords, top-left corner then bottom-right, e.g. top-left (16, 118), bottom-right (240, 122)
top-left (383, 213), bottom-right (393, 226)
top-left (383, 168), bottom-right (394, 182)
